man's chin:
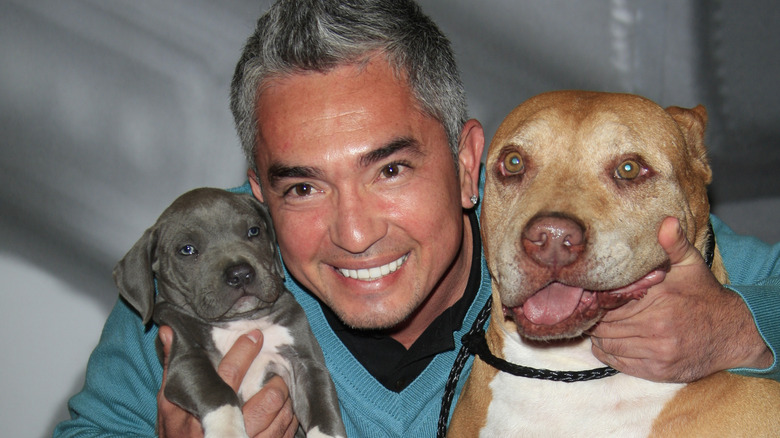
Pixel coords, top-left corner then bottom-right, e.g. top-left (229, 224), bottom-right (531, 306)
top-left (329, 298), bottom-right (418, 331)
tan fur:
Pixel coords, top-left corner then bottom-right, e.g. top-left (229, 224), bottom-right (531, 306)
top-left (449, 90), bottom-right (780, 437)
top-left (651, 372), bottom-right (780, 436)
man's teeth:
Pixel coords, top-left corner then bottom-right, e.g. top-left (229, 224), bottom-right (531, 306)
top-left (338, 255), bottom-right (408, 281)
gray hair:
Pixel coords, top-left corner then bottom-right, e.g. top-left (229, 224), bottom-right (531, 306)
top-left (230, 0), bottom-right (468, 170)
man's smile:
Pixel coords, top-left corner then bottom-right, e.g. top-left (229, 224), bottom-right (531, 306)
top-left (336, 254), bottom-right (409, 281)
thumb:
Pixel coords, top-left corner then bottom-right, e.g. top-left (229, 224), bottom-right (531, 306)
top-left (158, 325), bottom-right (174, 370)
top-left (658, 217), bottom-right (700, 267)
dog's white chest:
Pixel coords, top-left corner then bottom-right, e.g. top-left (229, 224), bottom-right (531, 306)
top-left (211, 318), bottom-right (294, 403)
top-left (481, 337), bottom-right (683, 438)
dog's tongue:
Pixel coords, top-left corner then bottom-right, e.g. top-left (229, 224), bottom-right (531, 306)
top-left (522, 283), bottom-right (585, 326)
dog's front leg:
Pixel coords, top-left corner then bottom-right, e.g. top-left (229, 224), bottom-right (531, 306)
top-left (288, 356), bottom-right (345, 438)
top-left (165, 346), bottom-right (247, 438)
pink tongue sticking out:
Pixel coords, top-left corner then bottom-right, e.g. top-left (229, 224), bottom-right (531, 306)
top-left (522, 283), bottom-right (585, 326)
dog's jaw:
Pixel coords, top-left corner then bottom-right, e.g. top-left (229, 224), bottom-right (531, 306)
top-left (502, 268), bottom-right (665, 340)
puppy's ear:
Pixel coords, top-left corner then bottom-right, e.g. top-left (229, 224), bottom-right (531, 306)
top-left (113, 226), bottom-right (158, 324)
top-left (666, 105), bottom-right (712, 184)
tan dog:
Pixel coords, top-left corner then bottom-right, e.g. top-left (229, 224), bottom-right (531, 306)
top-left (448, 90), bottom-right (780, 437)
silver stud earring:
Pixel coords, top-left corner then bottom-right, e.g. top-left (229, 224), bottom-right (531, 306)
top-left (470, 194), bottom-right (479, 206)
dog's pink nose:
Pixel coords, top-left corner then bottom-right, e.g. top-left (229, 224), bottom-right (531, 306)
top-left (522, 215), bottom-right (585, 268)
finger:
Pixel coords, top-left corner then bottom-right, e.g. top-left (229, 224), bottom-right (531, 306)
top-left (657, 216), bottom-right (701, 267)
top-left (217, 329), bottom-right (264, 391)
top-left (244, 375), bottom-right (297, 437)
top-left (591, 338), bottom-right (618, 366)
top-left (590, 334), bottom-right (653, 360)
top-left (588, 318), bottom-right (640, 339)
top-left (593, 301), bottom-right (642, 326)
top-left (590, 337), bottom-right (652, 370)
top-left (157, 326), bottom-right (173, 432)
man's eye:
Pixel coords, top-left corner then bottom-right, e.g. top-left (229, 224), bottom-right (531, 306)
top-left (380, 162), bottom-right (408, 179)
top-left (179, 245), bottom-right (198, 256)
top-left (287, 183), bottom-right (314, 197)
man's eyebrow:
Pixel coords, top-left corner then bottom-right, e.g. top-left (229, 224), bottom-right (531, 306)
top-left (266, 164), bottom-right (323, 187)
top-left (359, 137), bottom-right (423, 168)
top-left (265, 137), bottom-right (421, 187)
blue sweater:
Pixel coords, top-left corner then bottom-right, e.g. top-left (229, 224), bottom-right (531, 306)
top-left (54, 184), bottom-right (780, 437)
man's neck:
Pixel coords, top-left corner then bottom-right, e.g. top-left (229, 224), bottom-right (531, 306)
top-left (389, 213), bottom-right (474, 349)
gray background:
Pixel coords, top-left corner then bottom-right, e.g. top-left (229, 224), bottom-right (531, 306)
top-left (1, 1), bottom-right (778, 436)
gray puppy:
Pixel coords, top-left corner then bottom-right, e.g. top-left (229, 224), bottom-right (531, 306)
top-left (114, 187), bottom-right (346, 438)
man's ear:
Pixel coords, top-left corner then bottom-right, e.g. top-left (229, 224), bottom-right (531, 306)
top-left (247, 168), bottom-right (265, 203)
top-left (457, 119), bottom-right (485, 208)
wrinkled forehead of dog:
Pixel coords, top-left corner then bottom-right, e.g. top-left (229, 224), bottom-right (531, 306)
top-left (492, 90), bottom-right (689, 157)
top-left (155, 188), bottom-right (275, 241)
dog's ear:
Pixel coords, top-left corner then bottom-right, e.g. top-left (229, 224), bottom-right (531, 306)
top-left (113, 226), bottom-right (158, 324)
top-left (245, 195), bottom-right (285, 280)
top-left (666, 105), bottom-right (712, 184)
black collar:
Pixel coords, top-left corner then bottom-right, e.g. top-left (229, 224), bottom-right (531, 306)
top-left (461, 322), bottom-right (619, 381)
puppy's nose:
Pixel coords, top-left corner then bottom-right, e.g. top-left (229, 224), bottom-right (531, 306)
top-left (225, 263), bottom-right (255, 288)
top-left (522, 215), bottom-right (585, 268)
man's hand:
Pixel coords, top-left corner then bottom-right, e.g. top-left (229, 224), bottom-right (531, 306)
top-left (589, 217), bottom-right (773, 383)
top-left (157, 326), bottom-right (299, 437)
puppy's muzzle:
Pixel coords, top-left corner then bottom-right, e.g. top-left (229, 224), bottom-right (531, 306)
top-left (225, 263), bottom-right (256, 289)
top-left (522, 214), bottom-right (585, 269)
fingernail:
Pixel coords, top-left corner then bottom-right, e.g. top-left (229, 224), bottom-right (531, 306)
top-left (159, 330), bottom-right (171, 346)
top-left (246, 329), bottom-right (261, 344)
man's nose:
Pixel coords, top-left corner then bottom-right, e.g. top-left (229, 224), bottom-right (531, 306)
top-left (329, 188), bottom-right (387, 254)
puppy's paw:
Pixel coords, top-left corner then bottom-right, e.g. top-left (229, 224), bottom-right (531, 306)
top-left (202, 405), bottom-right (248, 438)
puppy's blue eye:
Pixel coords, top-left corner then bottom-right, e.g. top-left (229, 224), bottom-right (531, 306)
top-left (248, 226), bottom-right (261, 238)
top-left (179, 245), bottom-right (198, 256)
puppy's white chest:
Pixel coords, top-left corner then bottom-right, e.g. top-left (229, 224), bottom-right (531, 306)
top-left (481, 338), bottom-right (684, 437)
top-left (211, 318), bottom-right (294, 403)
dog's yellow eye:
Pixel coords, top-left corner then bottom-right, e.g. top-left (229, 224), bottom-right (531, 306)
top-left (503, 152), bottom-right (525, 175)
top-left (615, 160), bottom-right (641, 180)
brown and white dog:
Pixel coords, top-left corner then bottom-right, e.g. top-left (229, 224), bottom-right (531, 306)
top-left (448, 91), bottom-right (780, 437)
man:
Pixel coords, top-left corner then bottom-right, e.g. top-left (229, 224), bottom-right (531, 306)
top-left (55, 1), bottom-right (779, 437)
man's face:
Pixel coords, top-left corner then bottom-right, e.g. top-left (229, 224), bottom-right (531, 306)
top-left (249, 57), bottom-right (478, 331)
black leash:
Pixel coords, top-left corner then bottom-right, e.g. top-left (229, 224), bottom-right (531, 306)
top-left (436, 220), bottom-right (716, 437)
top-left (436, 296), bottom-right (492, 438)
top-left (462, 331), bottom-right (619, 381)
top-left (703, 220), bottom-right (715, 270)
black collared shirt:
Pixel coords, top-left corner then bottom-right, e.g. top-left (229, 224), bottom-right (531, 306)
top-left (321, 210), bottom-right (482, 392)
